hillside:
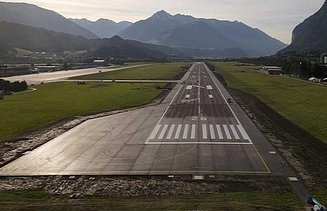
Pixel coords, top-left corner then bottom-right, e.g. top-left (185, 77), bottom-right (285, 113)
top-left (119, 10), bottom-right (286, 57)
top-left (70, 18), bottom-right (132, 38)
top-left (0, 21), bottom-right (171, 59)
top-left (0, 2), bottom-right (98, 39)
top-left (279, 1), bottom-right (327, 54)
top-left (90, 36), bottom-right (168, 59)
top-left (0, 21), bottom-right (90, 52)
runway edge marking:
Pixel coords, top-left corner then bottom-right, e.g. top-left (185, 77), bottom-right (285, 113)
top-left (206, 64), bottom-right (271, 173)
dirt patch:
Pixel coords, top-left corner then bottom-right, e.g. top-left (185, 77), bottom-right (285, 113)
top-left (0, 175), bottom-right (291, 198)
top-left (214, 72), bottom-right (327, 190)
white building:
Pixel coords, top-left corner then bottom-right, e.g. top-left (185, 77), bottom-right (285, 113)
top-left (262, 66), bottom-right (283, 75)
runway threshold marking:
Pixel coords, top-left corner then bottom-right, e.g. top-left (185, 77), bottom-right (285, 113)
top-left (166, 124), bottom-right (175, 140)
top-left (182, 124), bottom-right (189, 139)
top-left (158, 124), bottom-right (168, 140)
top-left (202, 124), bottom-right (208, 139)
top-left (230, 125), bottom-right (240, 140)
top-left (209, 124), bottom-right (215, 139)
top-left (191, 124), bottom-right (196, 139)
top-left (174, 124), bottom-right (182, 139)
top-left (223, 125), bottom-right (232, 140)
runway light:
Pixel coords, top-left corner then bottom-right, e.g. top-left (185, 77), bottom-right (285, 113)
top-left (288, 177), bottom-right (298, 182)
top-left (193, 175), bottom-right (204, 180)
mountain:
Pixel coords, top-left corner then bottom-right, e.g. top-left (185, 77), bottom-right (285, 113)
top-left (91, 36), bottom-right (167, 59)
top-left (70, 18), bottom-right (132, 38)
top-left (279, 1), bottom-right (327, 54)
top-left (119, 10), bottom-right (286, 57)
top-left (0, 2), bottom-right (98, 39)
top-left (0, 21), bottom-right (90, 52)
top-left (0, 21), bottom-right (172, 59)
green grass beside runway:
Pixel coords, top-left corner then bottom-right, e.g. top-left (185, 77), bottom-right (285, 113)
top-left (0, 190), bottom-right (302, 210)
top-left (214, 62), bottom-right (327, 144)
top-left (71, 62), bottom-right (188, 80)
top-left (0, 82), bottom-right (166, 142)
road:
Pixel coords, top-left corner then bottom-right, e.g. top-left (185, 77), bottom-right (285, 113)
top-left (1, 64), bottom-right (149, 85)
top-left (0, 63), bottom-right (304, 179)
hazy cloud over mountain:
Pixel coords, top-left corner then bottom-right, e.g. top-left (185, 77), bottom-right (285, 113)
top-left (2, 0), bottom-right (325, 43)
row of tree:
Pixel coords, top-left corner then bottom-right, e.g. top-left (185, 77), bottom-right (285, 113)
top-left (0, 79), bottom-right (28, 92)
top-left (237, 56), bottom-right (327, 79)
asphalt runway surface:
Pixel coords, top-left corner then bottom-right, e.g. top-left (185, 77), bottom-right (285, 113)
top-left (0, 63), bottom-right (300, 176)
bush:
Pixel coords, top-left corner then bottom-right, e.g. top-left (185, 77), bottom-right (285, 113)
top-left (0, 79), bottom-right (28, 92)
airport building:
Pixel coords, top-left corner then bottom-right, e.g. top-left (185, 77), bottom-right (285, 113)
top-left (262, 66), bottom-right (283, 75)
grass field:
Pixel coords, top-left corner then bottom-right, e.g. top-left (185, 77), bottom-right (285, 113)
top-left (0, 82), bottom-right (166, 142)
top-left (214, 62), bottom-right (327, 144)
top-left (0, 191), bottom-right (302, 210)
top-left (72, 62), bottom-right (187, 80)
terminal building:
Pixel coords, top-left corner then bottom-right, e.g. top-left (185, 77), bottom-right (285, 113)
top-left (262, 66), bottom-right (283, 75)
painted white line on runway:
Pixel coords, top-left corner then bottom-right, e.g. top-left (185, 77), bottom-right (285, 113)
top-left (149, 124), bottom-right (161, 140)
top-left (223, 125), bottom-right (232, 140)
top-left (186, 85), bottom-right (192, 90)
top-left (202, 124), bottom-right (208, 139)
top-left (237, 125), bottom-right (250, 140)
top-left (216, 125), bottom-right (223, 139)
top-left (191, 124), bottom-right (196, 139)
top-left (209, 124), bottom-right (215, 140)
top-left (175, 124), bottom-right (182, 139)
top-left (205, 64), bottom-right (254, 145)
top-left (166, 124), bottom-right (175, 140)
top-left (230, 125), bottom-right (240, 140)
top-left (158, 124), bottom-right (168, 140)
top-left (183, 124), bottom-right (189, 139)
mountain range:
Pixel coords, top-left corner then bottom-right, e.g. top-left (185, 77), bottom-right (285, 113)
top-left (0, 2), bottom-right (98, 39)
top-left (0, 21), bottom-right (177, 59)
top-left (70, 18), bottom-right (132, 38)
top-left (0, 1), bottom-right (307, 59)
top-left (279, 0), bottom-right (327, 55)
top-left (118, 10), bottom-right (287, 57)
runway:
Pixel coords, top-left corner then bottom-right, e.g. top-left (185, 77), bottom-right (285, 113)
top-left (1, 64), bottom-right (149, 85)
top-left (0, 63), bottom-right (293, 176)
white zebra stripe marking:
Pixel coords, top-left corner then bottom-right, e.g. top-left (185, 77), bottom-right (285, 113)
top-left (166, 124), bottom-right (175, 140)
top-left (191, 124), bottom-right (196, 139)
top-left (174, 124), bottom-right (182, 139)
top-left (158, 124), bottom-right (168, 140)
top-left (182, 124), bottom-right (189, 139)
top-left (237, 125), bottom-right (250, 140)
top-left (216, 125), bottom-right (223, 139)
top-left (223, 125), bottom-right (232, 140)
top-left (202, 124), bottom-right (208, 139)
top-left (230, 125), bottom-right (240, 140)
top-left (149, 124), bottom-right (161, 140)
top-left (209, 124), bottom-right (215, 140)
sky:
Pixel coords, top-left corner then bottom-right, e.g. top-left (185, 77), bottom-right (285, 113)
top-left (3, 0), bottom-right (326, 44)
